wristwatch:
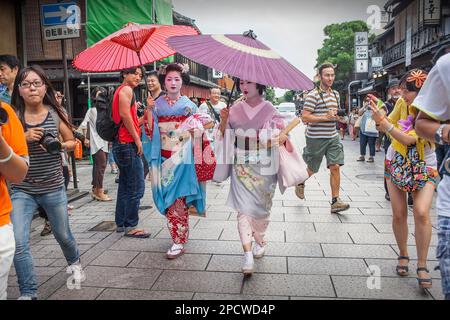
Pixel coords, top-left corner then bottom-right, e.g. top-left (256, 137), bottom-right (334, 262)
top-left (435, 124), bottom-right (447, 145)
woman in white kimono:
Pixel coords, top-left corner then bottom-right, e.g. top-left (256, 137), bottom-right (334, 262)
top-left (217, 80), bottom-right (287, 274)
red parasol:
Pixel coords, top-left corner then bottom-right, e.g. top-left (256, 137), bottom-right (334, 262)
top-left (73, 23), bottom-right (198, 72)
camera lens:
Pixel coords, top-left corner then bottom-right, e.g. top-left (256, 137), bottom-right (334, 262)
top-left (39, 132), bottom-right (62, 155)
top-left (0, 107), bottom-right (9, 126)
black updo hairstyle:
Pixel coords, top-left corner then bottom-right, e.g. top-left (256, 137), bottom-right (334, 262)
top-left (235, 79), bottom-right (266, 96)
top-left (158, 63), bottom-right (191, 88)
top-left (399, 69), bottom-right (428, 93)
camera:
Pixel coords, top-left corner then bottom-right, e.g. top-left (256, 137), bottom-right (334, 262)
top-left (73, 130), bottom-right (86, 143)
top-left (337, 109), bottom-right (346, 117)
top-left (39, 131), bottom-right (62, 155)
top-left (0, 106), bottom-right (8, 126)
top-left (136, 102), bottom-right (145, 117)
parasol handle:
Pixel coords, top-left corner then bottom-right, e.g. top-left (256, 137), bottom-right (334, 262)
top-left (281, 117), bottom-right (302, 136)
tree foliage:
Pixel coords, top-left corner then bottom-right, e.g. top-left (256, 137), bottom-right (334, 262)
top-left (316, 21), bottom-right (375, 85)
top-left (265, 87), bottom-right (276, 104)
top-left (283, 90), bottom-right (294, 102)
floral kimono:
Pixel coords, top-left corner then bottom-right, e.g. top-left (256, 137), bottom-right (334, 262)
top-left (142, 95), bottom-right (209, 244)
top-left (218, 101), bottom-right (285, 219)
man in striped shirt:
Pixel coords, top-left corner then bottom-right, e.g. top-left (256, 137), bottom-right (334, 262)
top-left (296, 63), bottom-right (350, 213)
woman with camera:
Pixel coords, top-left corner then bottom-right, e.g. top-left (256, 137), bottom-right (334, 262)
top-left (0, 101), bottom-right (28, 300)
top-left (10, 65), bottom-right (85, 299)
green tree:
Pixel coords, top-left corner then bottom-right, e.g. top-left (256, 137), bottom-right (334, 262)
top-left (283, 90), bottom-right (294, 102)
top-left (265, 87), bottom-right (276, 104)
top-left (316, 21), bottom-right (376, 85)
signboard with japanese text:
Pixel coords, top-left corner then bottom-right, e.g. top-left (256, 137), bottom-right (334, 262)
top-left (354, 32), bottom-right (369, 46)
top-left (355, 60), bottom-right (368, 73)
top-left (423, 0), bottom-right (441, 25)
top-left (372, 57), bottom-right (383, 69)
top-left (41, 2), bottom-right (80, 41)
top-left (406, 28), bottom-right (412, 67)
top-left (212, 69), bottom-right (223, 79)
top-left (355, 46), bottom-right (369, 59)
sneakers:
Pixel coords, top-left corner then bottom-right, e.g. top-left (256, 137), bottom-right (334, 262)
top-left (366, 157), bottom-right (374, 163)
top-left (295, 183), bottom-right (305, 200)
top-left (66, 261), bottom-right (86, 283)
top-left (40, 220), bottom-right (52, 237)
top-left (242, 252), bottom-right (254, 275)
top-left (252, 242), bottom-right (266, 259)
top-left (357, 156), bottom-right (365, 162)
top-left (166, 243), bottom-right (185, 259)
top-left (331, 197), bottom-right (350, 214)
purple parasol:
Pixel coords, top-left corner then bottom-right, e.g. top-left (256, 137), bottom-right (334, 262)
top-left (167, 30), bottom-right (314, 91)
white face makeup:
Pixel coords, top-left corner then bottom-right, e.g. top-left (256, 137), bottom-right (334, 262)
top-left (240, 80), bottom-right (259, 99)
top-left (165, 71), bottom-right (183, 95)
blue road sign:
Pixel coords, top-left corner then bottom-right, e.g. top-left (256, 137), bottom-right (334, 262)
top-left (41, 2), bottom-right (78, 26)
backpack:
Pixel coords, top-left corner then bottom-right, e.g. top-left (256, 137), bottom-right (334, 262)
top-left (95, 86), bottom-right (135, 142)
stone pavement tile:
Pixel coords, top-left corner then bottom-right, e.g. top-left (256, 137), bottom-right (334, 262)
top-left (280, 207), bottom-right (310, 214)
top-left (285, 231), bottom-right (353, 244)
top-left (193, 293), bottom-right (289, 300)
top-left (128, 252), bottom-right (211, 271)
top-left (206, 255), bottom-right (287, 274)
top-left (342, 201), bottom-right (383, 209)
top-left (390, 245), bottom-right (438, 261)
top-left (8, 275), bottom-right (52, 287)
top-left (6, 286), bottom-right (20, 300)
top-left (314, 223), bottom-right (379, 233)
top-left (228, 212), bottom-right (285, 222)
top-left (97, 289), bottom-right (194, 300)
top-left (90, 250), bottom-right (140, 267)
top-left (308, 207), bottom-right (363, 215)
top-left (425, 280), bottom-right (445, 300)
top-left (242, 274), bottom-right (335, 298)
top-left (331, 276), bottom-right (433, 300)
top-left (47, 286), bottom-right (105, 300)
top-left (288, 257), bottom-right (367, 276)
top-left (194, 220), bottom-right (240, 230)
top-left (364, 259), bottom-right (441, 279)
top-left (152, 270), bottom-right (243, 294)
top-left (284, 201), bottom-right (330, 208)
top-left (82, 266), bottom-right (162, 289)
top-left (219, 228), bottom-right (285, 242)
top-left (360, 208), bottom-right (394, 216)
top-left (349, 195), bottom-right (389, 202)
top-left (50, 259), bottom-right (70, 267)
top-left (265, 242), bottom-right (322, 257)
top-left (338, 215), bottom-right (393, 224)
top-left (372, 223), bottom-right (423, 234)
top-left (285, 213), bottom-right (340, 223)
top-left (322, 244), bottom-right (397, 259)
top-left (349, 232), bottom-right (420, 245)
top-left (268, 222), bottom-right (315, 232)
top-left (155, 227), bottom-right (223, 241)
top-left (193, 211), bottom-right (231, 221)
top-left (110, 238), bottom-right (168, 252)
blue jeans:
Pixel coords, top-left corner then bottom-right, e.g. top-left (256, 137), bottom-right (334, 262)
top-left (11, 187), bottom-right (80, 297)
top-left (112, 142), bottom-right (145, 230)
top-left (437, 215), bottom-right (450, 298)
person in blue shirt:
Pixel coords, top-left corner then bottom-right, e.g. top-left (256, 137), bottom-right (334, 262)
top-left (0, 55), bottom-right (21, 104)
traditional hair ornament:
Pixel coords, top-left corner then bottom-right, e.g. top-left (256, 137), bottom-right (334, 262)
top-left (157, 63), bottom-right (190, 76)
top-left (406, 70), bottom-right (427, 89)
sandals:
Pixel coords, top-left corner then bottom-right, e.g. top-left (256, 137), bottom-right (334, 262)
top-left (416, 267), bottom-right (432, 289)
top-left (166, 245), bottom-right (186, 260)
top-left (396, 256), bottom-right (410, 276)
top-left (124, 229), bottom-right (150, 238)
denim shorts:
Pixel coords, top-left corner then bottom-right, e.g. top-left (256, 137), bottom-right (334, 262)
top-left (437, 215), bottom-right (450, 295)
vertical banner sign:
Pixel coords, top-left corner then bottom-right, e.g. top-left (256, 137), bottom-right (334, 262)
top-left (423, 0), bottom-right (441, 25)
top-left (355, 32), bottom-right (369, 73)
top-left (405, 27), bottom-right (412, 67)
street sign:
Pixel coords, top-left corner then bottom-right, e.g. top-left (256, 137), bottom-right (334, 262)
top-left (41, 3), bottom-right (81, 41)
top-left (41, 2), bottom-right (79, 26)
top-left (355, 32), bottom-right (369, 46)
top-left (355, 46), bottom-right (369, 59)
top-left (212, 69), bottom-right (223, 79)
top-left (356, 60), bottom-right (368, 73)
top-left (372, 56), bottom-right (383, 68)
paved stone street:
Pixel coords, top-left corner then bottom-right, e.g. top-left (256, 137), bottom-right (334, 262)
top-left (7, 137), bottom-right (444, 300)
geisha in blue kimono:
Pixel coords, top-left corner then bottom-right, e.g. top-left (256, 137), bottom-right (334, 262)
top-left (142, 63), bottom-right (215, 259)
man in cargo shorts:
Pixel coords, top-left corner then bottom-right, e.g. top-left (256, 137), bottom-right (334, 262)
top-left (296, 63), bottom-right (350, 214)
